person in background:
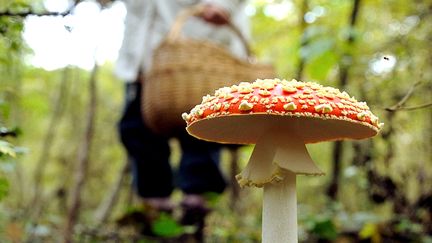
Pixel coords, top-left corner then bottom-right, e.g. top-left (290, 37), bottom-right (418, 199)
top-left (115, 0), bottom-right (249, 238)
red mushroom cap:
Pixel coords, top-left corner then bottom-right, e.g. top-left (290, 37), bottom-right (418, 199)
top-left (183, 79), bottom-right (382, 144)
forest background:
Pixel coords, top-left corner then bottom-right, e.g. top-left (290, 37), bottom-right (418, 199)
top-left (0, 0), bottom-right (431, 242)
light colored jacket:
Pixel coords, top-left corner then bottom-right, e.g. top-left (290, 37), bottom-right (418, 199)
top-left (115, 0), bottom-right (249, 82)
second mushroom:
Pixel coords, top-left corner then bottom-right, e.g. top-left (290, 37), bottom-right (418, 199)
top-left (183, 78), bottom-right (382, 242)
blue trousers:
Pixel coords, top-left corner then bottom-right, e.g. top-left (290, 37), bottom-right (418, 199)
top-left (117, 83), bottom-right (226, 198)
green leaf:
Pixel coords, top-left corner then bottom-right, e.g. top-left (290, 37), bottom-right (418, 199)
top-left (300, 38), bottom-right (335, 61)
top-left (305, 50), bottom-right (338, 80)
top-left (0, 103), bottom-right (11, 121)
top-left (359, 222), bottom-right (378, 239)
top-left (310, 218), bottom-right (338, 240)
top-left (302, 26), bottom-right (328, 44)
top-left (0, 177), bottom-right (9, 201)
top-left (8, 1), bottom-right (32, 13)
top-left (0, 140), bottom-right (16, 158)
top-left (395, 218), bottom-right (423, 234)
top-left (152, 213), bottom-right (184, 238)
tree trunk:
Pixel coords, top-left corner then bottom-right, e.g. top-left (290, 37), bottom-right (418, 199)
top-left (32, 67), bottom-right (70, 212)
top-left (228, 146), bottom-right (241, 210)
top-left (327, 140), bottom-right (343, 199)
top-left (63, 65), bottom-right (98, 243)
top-left (327, 0), bottom-right (362, 200)
top-left (295, 0), bottom-right (309, 80)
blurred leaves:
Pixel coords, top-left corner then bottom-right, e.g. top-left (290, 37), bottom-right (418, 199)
top-left (151, 213), bottom-right (185, 238)
top-left (4, 1), bottom-right (31, 13)
top-left (305, 48), bottom-right (338, 80)
top-left (0, 0), bottom-right (429, 242)
top-left (0, 177), bottom-right (9, 201)
top-left (0, 140), bottom-right (16, 158)
top-left (395, 217), bottom-right (423, 236)
top-left (359, 222), bottom-right (381, 243)
top-left (0, 15), bottom-right (25, 53)
top-left (300, 37), bottom-right (334, 61)
top-left (304, 215), bottom-right (338, 241)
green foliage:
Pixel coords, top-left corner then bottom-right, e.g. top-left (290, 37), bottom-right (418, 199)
top-left (0, 177), bottom-right (9, 200)
top-left (300, 37), bottom-right (334, 61)
top-left (0, 138), bottom-right (14, 202)
top-left (305, 50), bottom-right (338, 80)
top-left (151, 213), bottom-right (184, 238)
top-left (0, 140), bottom-right (16, 158)
top-left (4, 1), bottom-right (31, 13)
top-left (0, 126), bottom-right (22, 206)
top-left (395, 217), bottom-right (423, 236)
top-left (0, 14), bottom-right (25, 72)
top-left (306, 216), bottom-right (338, 240)
top-left (0, 100), bottom-right (9, 120)
top-left (0, 0), bottom-right (429, 242)
top-left (359, 222), bottom-right (380, 241)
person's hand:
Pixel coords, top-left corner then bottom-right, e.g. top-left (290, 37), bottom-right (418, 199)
top-left (199, 4), bottom-right (230, 25)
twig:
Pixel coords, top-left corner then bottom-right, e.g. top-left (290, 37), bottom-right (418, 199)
top-left (385, 81), bottom-right (422, 112)
top-left (0, 9), bottom-right (71, 18)
top-left (0, 0), bottom-right (118, 18)
top-left (94, 162), bottom-right (130, 226)
top-left (0, 129), bottom-right (17, 137)
top-left (386, 102), bottom-right (432, 111)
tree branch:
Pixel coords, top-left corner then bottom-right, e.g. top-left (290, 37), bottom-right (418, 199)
top-left (385, 81), bottom-right (422, 112)
top-left (0, 0), bottom-right (119, 18)
top-left (386, 102), bottom-right (432, 112)
top-left (0, 9), bottom-right (71, 18)
top-left (0, 127), bottom-right (18, 137)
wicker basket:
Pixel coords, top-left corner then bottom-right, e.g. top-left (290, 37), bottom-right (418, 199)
top-left (142, 6), bottom-right (275, 135)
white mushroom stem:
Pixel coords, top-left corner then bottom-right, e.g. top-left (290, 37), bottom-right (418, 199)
top-left (236, 127), bottom-right (324, 243)
top-left (263, 170), bottom-right (297, 243)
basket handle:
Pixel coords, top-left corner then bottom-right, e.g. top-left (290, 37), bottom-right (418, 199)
top-left (166, 5), bottom-right (252, 57)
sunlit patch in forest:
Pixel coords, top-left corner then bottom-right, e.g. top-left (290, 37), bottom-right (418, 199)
top-left (43, 0), bottom-right (70, 12)
top-left (369, 54), bottom-right (396, 75)
top-left (304, 6), bottom-right (326, 24)
top-left (23, 0), bottom-right (126, 70)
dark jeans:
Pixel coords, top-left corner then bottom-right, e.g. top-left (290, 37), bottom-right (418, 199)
top-left (117, 82), bottom-right (226, 198)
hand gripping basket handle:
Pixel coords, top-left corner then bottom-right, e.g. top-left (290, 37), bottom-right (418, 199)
top-left (167, 5), bottom-right (252, 57)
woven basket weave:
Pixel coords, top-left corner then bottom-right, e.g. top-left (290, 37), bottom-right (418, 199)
top-left (142, 7), bottom-right (275, 135)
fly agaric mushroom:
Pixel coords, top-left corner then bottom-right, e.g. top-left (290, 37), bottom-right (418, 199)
top-left (182, 78), bottom-right (382, 242)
